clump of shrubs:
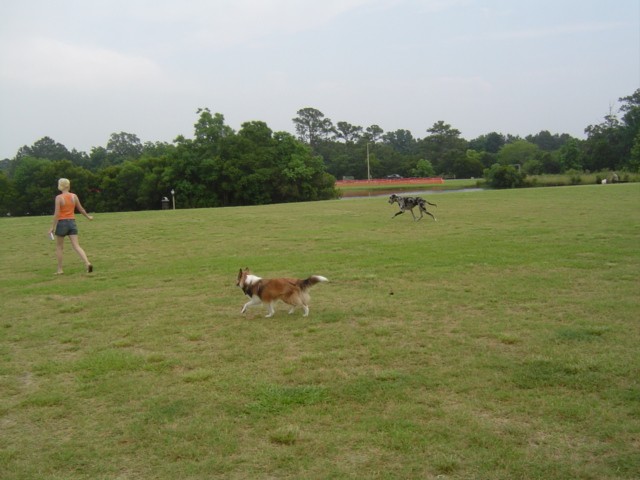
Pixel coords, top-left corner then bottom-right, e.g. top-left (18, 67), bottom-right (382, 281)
top-left (483, 164), bottom-right (526, 189)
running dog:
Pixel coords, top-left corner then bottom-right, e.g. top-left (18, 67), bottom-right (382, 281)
top-left (388, 194), bottom-right (437, 221)
top-left (236, 268), bottom-right (328, 317)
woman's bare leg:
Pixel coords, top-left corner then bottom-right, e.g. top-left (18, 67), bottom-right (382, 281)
top-left (69, 235), bottom-right (92, 271)
top-left (55, 236), bottom-right (65, 274)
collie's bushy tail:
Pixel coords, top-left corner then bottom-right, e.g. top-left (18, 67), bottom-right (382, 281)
top-left (301, 275), bottom-right (329, 290)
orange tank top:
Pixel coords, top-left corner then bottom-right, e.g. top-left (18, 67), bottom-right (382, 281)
top-left (58, 192), bottom-right (76, 220)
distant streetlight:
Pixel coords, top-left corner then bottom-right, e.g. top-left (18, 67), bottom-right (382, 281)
top-left (366, 143), bottom-right (371, 181)
top-left (171, 189), bottom-right (175, 210)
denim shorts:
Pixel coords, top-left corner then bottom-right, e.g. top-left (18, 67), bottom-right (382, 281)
top-left (55, 219), bottom-right (78, 236)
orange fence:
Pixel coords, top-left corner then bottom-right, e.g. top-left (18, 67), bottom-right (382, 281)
top-left (336, 177), bottom-right (444, 187)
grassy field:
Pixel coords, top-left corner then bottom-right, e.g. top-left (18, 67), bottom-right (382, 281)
top-left (1, 183), bottom-right (639, 479)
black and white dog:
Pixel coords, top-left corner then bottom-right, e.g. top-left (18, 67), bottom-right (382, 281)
top-left (388, 194), bottom-right (437, 221)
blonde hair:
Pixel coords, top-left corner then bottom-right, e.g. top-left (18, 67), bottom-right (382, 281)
top-left (58, 178), bottom-right (70, 191)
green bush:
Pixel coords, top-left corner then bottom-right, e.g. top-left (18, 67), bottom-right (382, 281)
top-left (483, 164), bottom-right (526, 189)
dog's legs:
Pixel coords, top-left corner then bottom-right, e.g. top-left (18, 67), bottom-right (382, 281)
top-left (241, 296), bottom-right (262, 314)
top-left (288, 306), bottom-right (296, 314)
top-left (391, 210), bottom-right (404, 218)
top-left (418, 204), bottom-right (436, 222)
top-left (302, 305), bottom-right (309, 317)
top-left (409, 208), bottom-right (418, 221)
top-left (266, 302), bottom-right (276, 318)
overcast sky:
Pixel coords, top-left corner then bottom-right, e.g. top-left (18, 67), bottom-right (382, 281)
top-left (1, 0), bottom-right (638, 159)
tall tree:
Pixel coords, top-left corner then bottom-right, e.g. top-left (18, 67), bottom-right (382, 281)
top-left (15, 136), bottom-right (71, 161)
top-left (224, 120), bottom-right (277, 205)
top-left (165, 109), bottom-right (235, 207)
top-left (134, 155), bottom-right (172, 210)
top-left (525, 130), bottom-right (572, 151)
top-left (382, 129), bottom-right (416, 155)
top-left (0, 170), bottom-right (16, 215)
top-left (630, 130), bottom-right (640, 172)
top-left (558, 138), bottom-right (583, 171)
top-left (619, 89), bottom-right (640, 133)
top-left (192, 108), bottom-right (233, 152)
top-left (334, 122), bottom-right (362, 144)
top-left (271, 131), bottom-right (337, 202)
top-left (583, 112), bottom-right (626, 171)
top-left (11, 158), bottom-right (96, 215)
top-left (292, 108), bottom-right (334, 150)
top-left (365, 124), bottom-right (384, 143)
top-left (468, 132), bottom-right (506, 154)
top-left (496, 140), bottom-right (541, 168)
top-left (618, 88), bottom-right (640, 171)
top-left (106, 132), bottom-right (143, 165)
top-left (420, 121), bottom-right (468, 176)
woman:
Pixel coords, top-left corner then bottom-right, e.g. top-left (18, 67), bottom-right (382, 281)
top-left (49, 178), bottom-right (94, 274)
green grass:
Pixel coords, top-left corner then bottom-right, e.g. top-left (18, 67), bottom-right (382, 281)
top-left (1, 184), bottom-right (639, 479)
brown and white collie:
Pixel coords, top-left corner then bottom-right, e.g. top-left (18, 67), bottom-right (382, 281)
top-left (236, 268), bottom-right (328, 317)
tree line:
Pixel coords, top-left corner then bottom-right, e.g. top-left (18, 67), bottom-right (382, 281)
top-left (295, 89), bottom-right (639, 183)
top-left (1, 89), bottom-right (638, 216)
top-left (0, 109), bottom-right (338, 216)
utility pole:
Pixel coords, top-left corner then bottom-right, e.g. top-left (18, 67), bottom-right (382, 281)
top-left (366, 143), bottom-right (371, 181)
